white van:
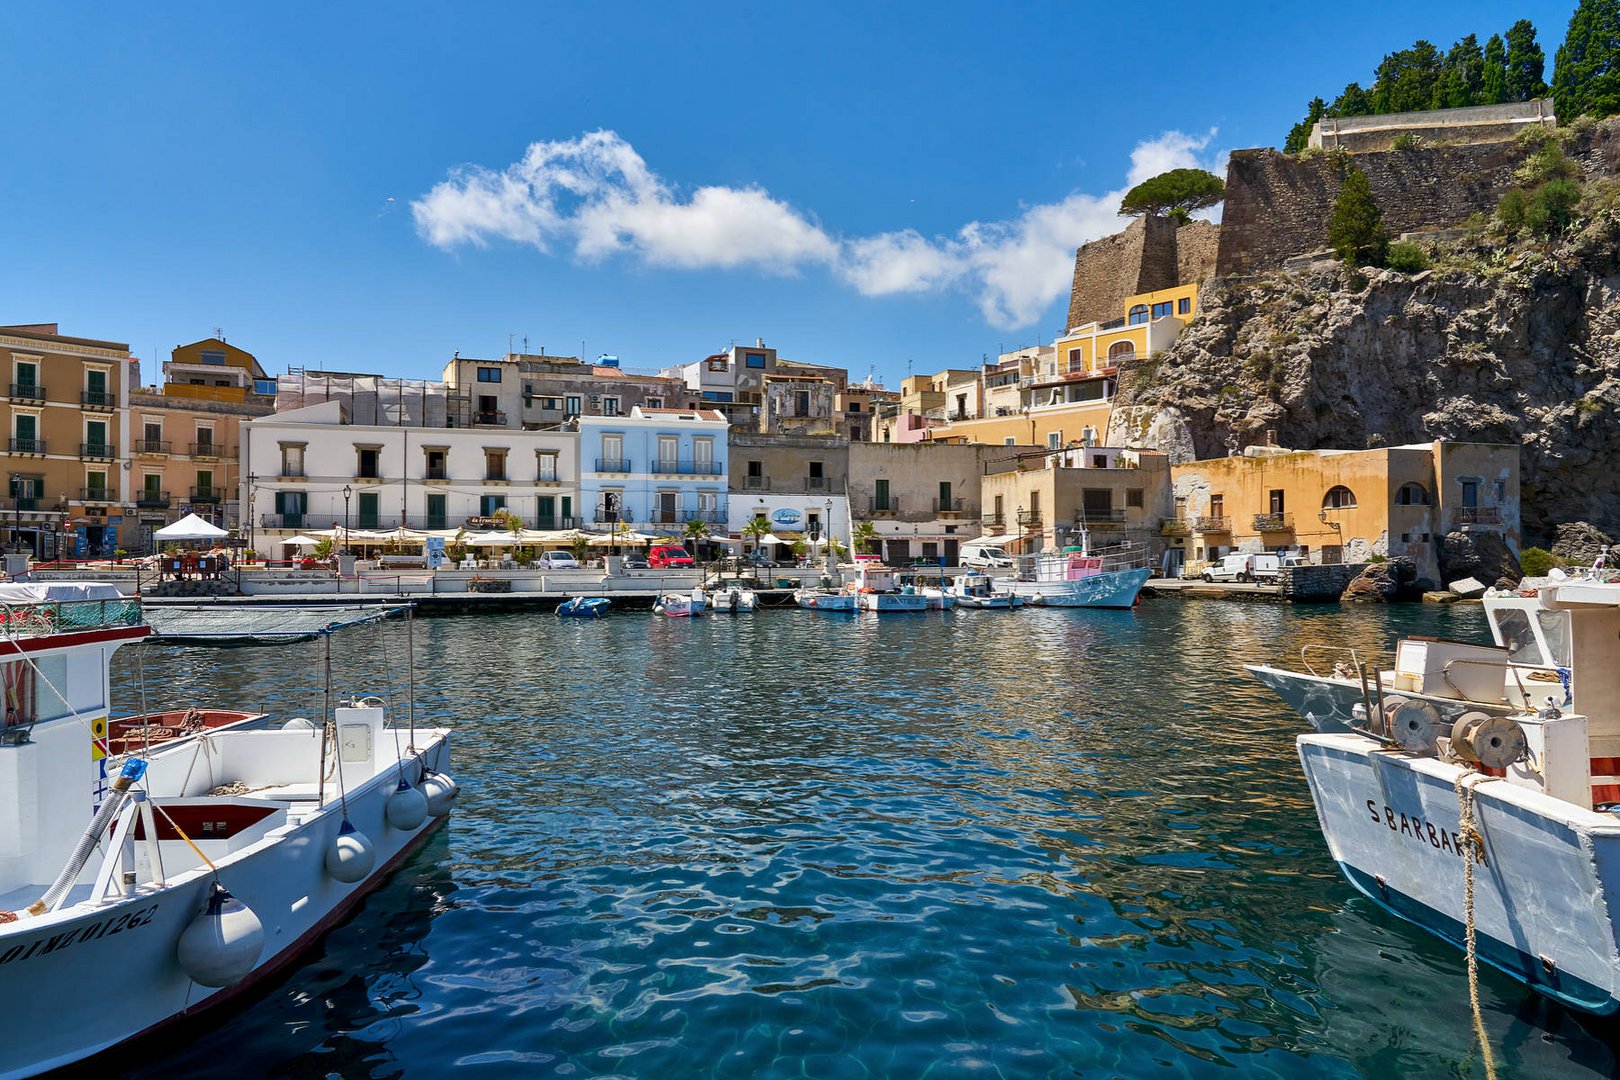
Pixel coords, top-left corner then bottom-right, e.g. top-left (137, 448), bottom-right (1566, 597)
top-left (1201, 553), bottom-right (1281, 583)
top-left (959, 541), bottom-right (1016, 571)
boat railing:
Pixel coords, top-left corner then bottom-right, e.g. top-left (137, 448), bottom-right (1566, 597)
top-left (1299, 644), bottom-right (1372, 678)
top-left (1442, 657), bottom-right (1567, 708)
top-left (0, 597), bottom-right (145, 640)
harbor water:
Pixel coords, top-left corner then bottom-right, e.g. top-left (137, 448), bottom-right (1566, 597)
top-left (107, 602), bottom-right (1620, 1078)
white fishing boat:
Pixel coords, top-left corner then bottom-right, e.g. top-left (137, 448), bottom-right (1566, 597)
top-left (707, 586), bottom-right (758, 613)
top-left (1256, 571), bottom-right (1620, 1015)
top-left (996, 531), bottom-right (1150, 609)
top-left (794, 588), bottom-right (856, 613)
top-left (653, 588), bottom-right (706, 617)
top-left (848, 566), bottom-right (927, 613)
top-left (917, 586), bottom-right (956, 610)
top-left (0, 582), bottom-right (456, 1077)
top-left (945, 571), bottom-right (1023, 610)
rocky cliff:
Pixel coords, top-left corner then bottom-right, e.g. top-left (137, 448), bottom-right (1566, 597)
top-left (1107, 204), bottom-right (1620, 543)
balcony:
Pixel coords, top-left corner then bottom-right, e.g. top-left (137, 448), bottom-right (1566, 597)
top-left (683, 509), bottom-right (727, 524)
top-left (1454, 506), bottom-right (1503, 528)
top-left (868, 498), bottom-right (899, 517)
top-left (743, 475), bottom-right (768, 490)
top-left (1078, 508), bottom-right (1128, 524)
top-left (1016, 509), bottom-right (1042, 528)
top-left (423, 470), bottom-right (448, 482)
top-left (6, 498), bottom-right (40, 514)
top-left (652, 460), bottom-right (723, 476)
top-left (189, 487), bottom-right (222, 504)
top-left (934, 497), bottom-right (965, 514)
top-left (1253, 512), bottom-right (1294, 532)
top-left (594, 458), bottom-right (631, 473)
top-left (136, 490), bottom-right (172, 508)
top-left (8, 383), bottom-right (44, 403)
top-left (1193, 515), bottom-right (1232, 533)
top-left (8, 438), bottom-right (46, 455)
top-left (803, 475), bottom-right (832, 491)
top-left (1160, 518), bottom-right (1191, 537)
top-left (981, 513), bottom-right (1005, 530)
top-left (593, 507), bottom-right (626, 523)
top-left (189, 442), bottom-right (222, 459)
top-left (79, 487), bottom-right (115, 503)
top-left (81, 390), bottom-right (117, 410)
top-left (79, 442), bottom-right (117, 460)
top-left (473, 411), bottom-right (508, 426)
top-left (134, 439), bottom-right (172, 455)
top-left (261, 513), bottom-right (306, 529)
top-left (534, 516), bottom-right (581, 531)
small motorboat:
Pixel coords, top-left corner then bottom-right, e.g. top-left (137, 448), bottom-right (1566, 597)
top-left (556, 596), bottom-right (611, 617)
top-left (947, 571), bottom-right (1023, 610)
top-left (654, 588), bottom-right (706, 617)
top-left (918, 586), bottom-right (956, 610)
top-left (708, 586), bottom-right (758, 613)
top-left (795, 588), bottom-right (856, 612)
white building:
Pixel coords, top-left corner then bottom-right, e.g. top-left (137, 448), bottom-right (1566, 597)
top-left (243, 400), bottom-right (579, 547)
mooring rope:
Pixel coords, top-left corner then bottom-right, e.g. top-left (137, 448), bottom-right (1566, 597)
top-left (1454, 770), bottom-right (1499, 1080)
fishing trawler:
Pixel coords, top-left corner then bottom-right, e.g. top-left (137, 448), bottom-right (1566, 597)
top-left (1255, 570), bottom-right (1620, 1014)
top-left (0, 582), bottom-right (456, 1077)
top-left (996, 530), bottom-right (1150, 608)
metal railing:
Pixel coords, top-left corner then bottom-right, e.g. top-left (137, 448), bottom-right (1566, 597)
top-left (1016, 509), bottom-right (1041, 527)
top-left (1160, 518), bottom-right (1191, 536)
top-left (981, 513), bottom-right (1005, 528)
top-left (934, 497), bottom-right (964, 513)
top-left (8, 383), bottom-right (44, 401)
top-left (1078, 508), bottom-right (1128, 524)
top-left (78, 487), bottom-right (114, 503)
top-left (79, 442), bottom-right (116, 459)
top-left (534, 516), bottom-right (581, 530)
top-left (260, 513), bottom-right (307, 529)
top-left (743, 475), bottom-right (768, 490)
top-left (1253, 512), bottom-right (1294, 531)
top-left (7, 439), bottom-right (45, 454)
top-left (652, 460), bottom-right (723, 476)
top-left (869, 498), bottom-right (899, 515)
top-left (189, 442), bottom-right (222, 458)
top-left (81, 390), bottom-right (117, 408)
top-left (804, 475), bottom-right (831, 490)
top-left (594, 458), bottom-right (632, 473)
top-left (189, 487), bottom-right (222, 503)
top-left (473, 411), bottom-right (508, 426)
top-left (1454, 507), bottom-right (1503, 527)
top-left (133, 439), bottom-right (172, 454)
top-left (0, 596), bottom-right (144, 646)
top-left (594, 508), bottom-right (625, 523)
top-left (1193, 515), bottom-right (1231, 532)
top-left (136, 491), bottom-right (171, 508)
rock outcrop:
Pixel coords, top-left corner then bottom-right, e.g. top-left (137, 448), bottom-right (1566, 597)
top-left (1341, 556), bottom-right (1420, 603)
top-left (1113, 203), bottom-right (1620, 545)
top-left (1438, 529), bottom-right (1522, 588)
top-left (1551, 521), bottom-right (1614, 566)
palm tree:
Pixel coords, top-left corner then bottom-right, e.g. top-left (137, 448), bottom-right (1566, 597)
top-left (852, 520), bottom-right (879, 558)
top-left (742, 515), bottom-right (770, 563)
top-left (682, 518), bottom-right (711, 561)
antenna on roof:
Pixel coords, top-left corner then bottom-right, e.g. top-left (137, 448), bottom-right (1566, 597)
top-left (214, 327), bottom-right (223, 341)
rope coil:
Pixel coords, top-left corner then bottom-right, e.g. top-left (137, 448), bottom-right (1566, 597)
top-left (1454, 770), bottom-right (1499, 1080)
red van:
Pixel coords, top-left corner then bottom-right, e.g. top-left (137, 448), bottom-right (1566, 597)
top-left (648, 545), bottom-right (695, 568)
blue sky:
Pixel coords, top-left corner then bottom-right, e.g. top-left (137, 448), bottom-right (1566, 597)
top-left (2, 1), bottom-right (1579, 387)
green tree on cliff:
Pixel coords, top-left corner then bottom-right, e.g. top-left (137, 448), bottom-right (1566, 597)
top-left (1328, 165), bottom-right (1389, 268)
top-left (1552, 0), bottom-right (1620, 120)
top-left (1483, 34), bottom-right (1510, 102)
top-left (1117, 169), bottom-right (1226, 223)
top-left (1370, 40), bottom-right (1445, 112)
top-left (1505, 19), bottom-right (1550, 100)
top-left (1331, 82), bottom-right (1374, 116)
top-left (1439, 34), bottom-right (1487, 107)
top-left (1284, 97), bottom-right (1327, 154)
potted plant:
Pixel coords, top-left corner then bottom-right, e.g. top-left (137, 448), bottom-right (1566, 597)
top-left (113, 548), bottom-right (127, 565)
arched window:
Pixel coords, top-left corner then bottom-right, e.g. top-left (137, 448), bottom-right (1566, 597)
top-left (1322, 485), bottom-right (1357, 509)
top-left (1108, 341), bottom-right (1137, 363)
top-left (1394, 482), bottom-right (1429, 505)
top-left (1127, 305), bottom-right (1149, 325)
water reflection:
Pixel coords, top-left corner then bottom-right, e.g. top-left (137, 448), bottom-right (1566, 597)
top-left (103, 602), bottom-right (1617, 1078)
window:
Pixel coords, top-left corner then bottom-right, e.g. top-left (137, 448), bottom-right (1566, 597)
top-left (1107, 341), bottom-right (1136, 362)
top-left (1083, 489), bottom-right (1112, 515)
top-left (1269, 489), bottom-right (1286, 514)
top-left (745, 353), bottom-right (767, 369)
top-left (938, 481), bottom-right (953, 510)
top-left (601, 435), bottom-right (624, 470)
top-left (476, 367), bottom-right (502, 383)
top-left (356, 447), bottom-right (380, 479)
top-left (1322, 485), bottom-right (1357, 509)
top-left (142, 474), bottom-right (162, 498)
top-left (254, 379), bottom-right (277, 396)
top-left (200, 350), bottom-right (226, 366)
top-left (14, 360), bottom-right (37, 391)
top-left (707, 357), bottom-right (728, 372)
top-left (602, 396), bottom-right (621, 416)
top-left (479, 494), bottom-right (507, 516)
top-left (874, 479), bottom-right (891, 510)
top-left (847, 401), bottom-right (862, 413)
top-left (424, 448), bottom-right (447, 480)
top-left (1047, 432), bottom-right (1062, 450)
top-left (85, 419), bottom-right (109, 452)
top-left (1128, 305), bottom-right (1149, 325)
top-left (1067, 348), bottom-right (1082, 371)
top-left (700, 390), bottom-right (734, 403)
top-left (536, 452), bottom-right (558, 481)
top-left (195, 424), bottom-right (214, 449)
top-left (485, 449), bottom-right (507, 481)
top-left (535, 495), bottom-right (556, 527)
top-left (10, 476), bottom-right (37, 510)
top-left (426, 493), bottom-right (447, 529)
top-left (1127, 488), bottom-right (1144, 509)
top-left (1395, 482), bottom-right (1429, 505)
top-left (658, 435), bottom-right (679, 470)
top-left (1210, 494), bottom-right (1224, 519)
top-left (1151, 301), bottom-right (1173, 319)
top-left (86, 368), bottom-right (108, 396)
top-left (693, 438), bottom-right (714, 471)
top-left (477, 395), bottom-right (498, 422)
top-left (357, 492), bottom-right (379, 529)
top-left (1494, 479), bottom-right (1506, 502)
top-left (280, 443), bottom-right (305, 478)
top-left (1003, 437), bottom-right (1015, 446)
top-left (565, 395), bottom-right (582, 416)
top-left (274, 490), bottom-right (307, 527)
top-left (194, 469), bottom-right (213, 495)
top-left (1091, 455), bottom-right (1108, 468)
top-left (795, 390), bottom-right (811, 416)
top-left (13, 411), bottom-right (39, 449)
top-left (747, 460), bottom-right (762, 478)
top-left (1177, 297), bottom-right (1191, 315)
top-left (539, 397), bottom-right (561, 411)
top-left (144, 420), bottom-right (163, 443)
top-left (1460, 479), bottom-right (1479, 508)
top-left (809, 461), bottom-right (824, 479)
top-left (645, 397), bottom-right (663, 409)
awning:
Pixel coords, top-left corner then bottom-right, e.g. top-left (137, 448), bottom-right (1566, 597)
top-left (153, 513), bottom-right (228, 541)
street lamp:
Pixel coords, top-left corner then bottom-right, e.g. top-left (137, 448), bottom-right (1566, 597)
top-left (246, 472), bottom-right (257, 563)
top-left (342, 484), bottom-right (352, 554)
top-left (8, 473), bottom-right (17, 554)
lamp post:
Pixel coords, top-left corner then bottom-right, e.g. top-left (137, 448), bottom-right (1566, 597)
top-left (8, 473), bottom-right (17, 554)
top-left (342, 484), bottom-right (352, 555)
top-left (1317, 507), bottom-right (1342, 563)
top-left (246, 472), bottom-right (257, 564)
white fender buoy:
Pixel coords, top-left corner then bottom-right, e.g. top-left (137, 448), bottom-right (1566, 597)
top-left (324, 819), bottom-right (376, 883)
top-left (177, 883), bottom-right (264, 987)
top-left (385, 777), bottom-right (428, 831)
top-left (282, 717), bottom-right (316, 731)
top-left (420, 771), bottom-right (459, 817)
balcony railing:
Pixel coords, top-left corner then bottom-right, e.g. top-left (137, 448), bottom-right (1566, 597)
top-left (79, 442), bottom-right (117, 459)
top-left (1160, 518), bottom-right (1191, 536)
top-left (8, 438), bottom-right (46, 455)
top-left (1253, 512), bottom-right (1294, 531)
top-left (134, 439), bottom-right (172, 454)
top-left (136, 490), bottom-right (172, 508)
top-left (981, 513), bottom-right (1005, 528)
top-left (803, 475), bottom-right (831, 490)
top-left (1454, 506), bottom-right (1503, 527)
top-left (189, 442), bottom-right (222, 459)
top-left (81, 390), bottom-right (117, 409)
top-left (473, 411), bottom-right (508, 426)
top-left (652, 460), bottom-right (722, 476)
top-left (8, 383), bottom-right (44, 402)
top-left (79, 487), bottom-right (114, 503)
top-left (534, 516), bottom-right (581, 531)
top-left (1016, 509), bottom-right (1042, 527)
top-left (189, 487), bottom-right (222, 504)
top-left (1193, 515), bottom-right (1232, 533)
top-left (1078, 508), bottom-right (1128, 524)
top-left (868, 498), bottom-right (899, 516)
top-left (934, 497), bottom-right (964, 513)
top-left (594, 458), bottom-right (631, 473)
top-left (593, 507), bottom-right (626, 523)
top-left (743, 475), bottom-right (768, 490)
top-left (261, 513), bottom-right (306, 529)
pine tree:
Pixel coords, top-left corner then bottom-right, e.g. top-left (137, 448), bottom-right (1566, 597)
top-left (1446, 34), bottom-right (1487, 105)
top-left (1552, 0), bottom-right (1620, 120)
top-left (1484, 34), bottom-right (1510, 103)
top-left (1328, 165), bottom-right (1389, 268)
top-left (1285, 97), bottom-right (1327, 154)
top-left (1331, 82), bottom-right (1373, 116)
top-left (1370, 40), bottom-right (1444, 113)
top-left (1505, 19), bottom-right (1549, 100)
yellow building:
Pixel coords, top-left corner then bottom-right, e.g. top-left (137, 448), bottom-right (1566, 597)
top-left (0, 323), bottom-right (133, 559)
top-left (980, 445), bottom-right (1173, 556)
top-left (1168, 441), bottom-right (1520, 580)
top-left (1053, 283), bottom-right (1200, 375)
top-left (126, 337), bottom-right (275, 545)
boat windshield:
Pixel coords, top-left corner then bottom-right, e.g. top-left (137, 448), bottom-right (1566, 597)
top-left (1488, 606), bottom-right (1570, 668)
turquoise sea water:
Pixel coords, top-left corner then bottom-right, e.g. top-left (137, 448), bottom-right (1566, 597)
top-left (106, 601), bottom-right (1620, 1078)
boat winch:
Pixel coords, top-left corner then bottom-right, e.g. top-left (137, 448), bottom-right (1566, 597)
top-left (1450, 710), bottom-right (1529, 770)
top-left (324, 819), bottom-right (377, 883)
top-left (385, 776), bottom-right (429, 830)
top-left (177, 882), bottom-right (264, 987)
top-left (420, 770), bottom-right (459, 817)
top-left (1383, 696), bottom-right (1444, 754)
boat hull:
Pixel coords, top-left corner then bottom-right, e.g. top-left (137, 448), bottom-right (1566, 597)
top-left (0, 734), bottom-right (452, 1079)
top-left (1298, 731), bottom-right (1620, 1014)
top-left (795, 592), bottom-right (855, 612)
top-left (1000, 567), bottom-right (1149, 608)
top-left (1246, 664), bottom-right (1516, 734)
top-left (857, 593), bottom-right (928, 613)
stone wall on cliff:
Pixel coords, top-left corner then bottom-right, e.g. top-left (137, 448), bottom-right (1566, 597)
top-left (1066, 216), bottom-right (1219, 330)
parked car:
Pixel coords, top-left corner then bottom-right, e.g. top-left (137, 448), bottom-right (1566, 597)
top-left (648, 545), bottom-right (695, 569)
top-left (536, 551), bottom-right (580, 569)
top-left (741, 549), bottom-right (775, 568)
top-left (959, 541), bottom-right (1016, 570)
top-left (622, 553), bottom-right (650, 570)
top-left (1201, 553), bottom-right (1280, 583)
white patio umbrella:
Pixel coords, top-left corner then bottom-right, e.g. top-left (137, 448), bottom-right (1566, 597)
top-left (279, 534), bottom-right (323, 547)
top-left (153, 513), bottom-right (228, 541)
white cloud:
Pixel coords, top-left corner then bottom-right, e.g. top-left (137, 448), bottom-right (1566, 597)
top-left (413, 128), bottom-right (1225, 331)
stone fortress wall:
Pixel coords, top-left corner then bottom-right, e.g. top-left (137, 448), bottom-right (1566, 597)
top-left (1066, 216), bottom-right (1219, 330)
top-left (1308, 99), bottom-right (1556, 153)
